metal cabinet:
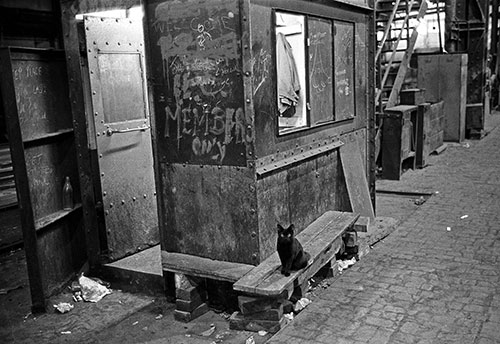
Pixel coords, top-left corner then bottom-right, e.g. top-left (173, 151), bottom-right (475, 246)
top-left (381, 105), bottom-right (418, 180)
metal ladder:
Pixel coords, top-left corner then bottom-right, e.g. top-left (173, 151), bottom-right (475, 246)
top-left (375, 0), bottom-right (428, 109)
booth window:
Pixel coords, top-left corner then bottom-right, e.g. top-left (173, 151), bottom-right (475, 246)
top-left (275, 11), bottom-right (355, 135)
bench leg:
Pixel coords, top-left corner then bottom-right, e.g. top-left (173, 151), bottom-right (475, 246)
top-left (164, 271), bottom-right (176, 302)
top-left (315, 260), bottom-right (334, 278)
top-left (229, 295), bottom-right (288, 334)
top-left (291, 278), bottom-right (310, 302)
top-left (173, 274), bottom-right (208, 322)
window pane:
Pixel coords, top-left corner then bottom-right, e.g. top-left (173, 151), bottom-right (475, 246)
top-left (276, 12), bottom-right (307, 134)
top-left (98, 53), bottom-right (146, 124)
top-left (308, 17), bottom-right (333, 124)
top-left (334, 21), bottom-right (355, 120)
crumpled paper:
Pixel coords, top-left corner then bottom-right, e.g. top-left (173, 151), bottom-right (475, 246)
top-left (78, 274), bottom-right (111, 302)
top-left (338, 257), bottom-right (357, 271)
top-left (54, 302), bottom-right (74, 313)
top-left (294, 297), bottom-right (311, 312)
top-left (200, 324), bottom-right (216, 337)
top-left (245, 335), bottom-right (255, 344)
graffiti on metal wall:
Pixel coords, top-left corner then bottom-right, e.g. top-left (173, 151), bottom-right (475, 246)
top-left (334, 21), bottom-right (355, 120)
top-left (151, 0), bottom-right (248, 165)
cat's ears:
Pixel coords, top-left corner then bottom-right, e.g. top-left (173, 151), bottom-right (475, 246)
top-left (277, 224), bottom-right (294, 232)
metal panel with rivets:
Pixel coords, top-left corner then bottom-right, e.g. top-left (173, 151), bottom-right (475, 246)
top-left (84, 16), bottom-right (159, 261)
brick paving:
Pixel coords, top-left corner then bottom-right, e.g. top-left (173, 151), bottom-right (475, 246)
top-left (3, 114), bottom-right (500, 344)
top-left (267, 113), bottom-right (500, 344)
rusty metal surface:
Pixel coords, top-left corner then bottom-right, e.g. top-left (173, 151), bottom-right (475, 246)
top-left (452, 0), bottom-right (488, 104)
top-left (256, 146), bottom-right (349, 261)
top-left (142, 0), bottom-right (376, 267)
top-left (163, 164), bottom-right (259, 265)
top-left (447, 0), bottom-right (488, 133)
top-left (85, 17), bottom-right (159, 261)
top-left (256, 140), bottom-right (344, 176)
top-left (146, 0), bottom-right (247, 166)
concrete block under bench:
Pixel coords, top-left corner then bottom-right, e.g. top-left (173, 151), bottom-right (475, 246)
top-left (161, 250), bottom-right (254, 322)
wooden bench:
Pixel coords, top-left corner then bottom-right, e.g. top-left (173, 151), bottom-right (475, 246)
top-left (229, 211), bottom-right (359, 333)
top-left (163, 211), bottom-right (359, 326)
top-left (233, 211), bottom-right (359, 298)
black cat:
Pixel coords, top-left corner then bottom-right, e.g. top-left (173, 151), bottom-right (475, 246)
top-left (277, 224), bottom-right (311, 277)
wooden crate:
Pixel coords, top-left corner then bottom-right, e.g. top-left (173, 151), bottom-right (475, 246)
top-left (466, 103), bottom-right (484, 138)
top-left (416, 101), bottom-right (444, 168)
top-left (400, 88), bottom-right (426, 105)
top-left (381, 105), bottom-right (418, 180)
top-left (417, 54), bottom-right (467, 142)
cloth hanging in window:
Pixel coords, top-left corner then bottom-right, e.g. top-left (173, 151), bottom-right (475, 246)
top-left (276, 32), bottom-right (300, 117)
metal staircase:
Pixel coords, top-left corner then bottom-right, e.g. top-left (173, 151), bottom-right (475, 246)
top-left (376, 0), bottom-right (428, 109)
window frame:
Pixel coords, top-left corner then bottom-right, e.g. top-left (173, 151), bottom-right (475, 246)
top-left (273, 9), bottom-right (357, 137)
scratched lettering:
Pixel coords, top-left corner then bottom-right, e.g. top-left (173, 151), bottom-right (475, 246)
top-left (152, 0), bottom-right (246, 165)
top-left (162, 67), bottom-right (248, 164)
top-left (251, 48), bottom-right (271, 95)
top-left (310, 31), bottom-right (332, 94)
top-left (334, 21), bottom-right (355, 119)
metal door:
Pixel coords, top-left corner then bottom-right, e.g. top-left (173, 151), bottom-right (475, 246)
top-left (84, 16), bottom-right (158, 260)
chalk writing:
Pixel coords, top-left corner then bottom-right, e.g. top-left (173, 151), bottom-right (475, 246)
top-left (334, 20), bottom-right (355, 119)
top-left (13, 64), bottom-right (47, 80)
top-left (308, 18), bottom-right (334, 124)
top-left (310, 31), bottom-right (332, 93)
top-left (152, 0), bottom-right (247, 165)
top-left (10, 58), bottom-right (72, 141)
top-left (251, 48), bottom-right (271, 96)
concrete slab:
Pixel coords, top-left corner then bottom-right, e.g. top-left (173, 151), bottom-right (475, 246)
top-left (104, 245), bottom-right (162, 276)
top-left (101, 245), bottom-right (163, 295)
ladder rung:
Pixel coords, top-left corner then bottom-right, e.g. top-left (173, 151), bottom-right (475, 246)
top-left (381, 48), bottom-right (408, 53)
top-left (377, 14), bottom-right (420, 22)
top-left (389, 27), bottom-right (416, 30)
top-left (386, 37), bottom-right (409, 41)
top-left (376, 6), bottom-right (419, 13)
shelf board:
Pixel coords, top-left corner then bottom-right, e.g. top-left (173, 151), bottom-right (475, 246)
top-left (23, 128), bottom-right (74, 145)
top-left (34, 203), bottom-right (82, 231)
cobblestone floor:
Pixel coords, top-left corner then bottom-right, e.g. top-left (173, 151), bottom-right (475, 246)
top-left (267, 113), bottom-right (500, 344)
top-left (2, 114), bottom-right (500, 344)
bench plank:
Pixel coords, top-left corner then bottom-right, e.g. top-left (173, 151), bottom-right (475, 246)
top-left (340, 139), bottom-right (375, 221)
top-left (161, 251), bottom-right (254, 282)
top-left (233, 211), bottom-right (359, 296)
top-left (233, 211), bottom-right (345, 295)
top-left (254, 212), bottom-right (359, 296)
